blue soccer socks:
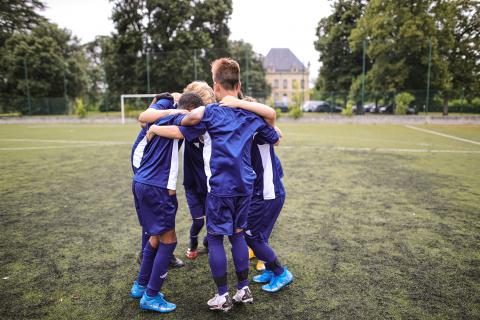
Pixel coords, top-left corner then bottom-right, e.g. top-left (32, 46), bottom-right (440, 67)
top-left (146, 242), bottom-right (177, 297)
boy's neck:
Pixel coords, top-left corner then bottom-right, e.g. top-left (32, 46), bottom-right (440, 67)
top-left (216, 88), bottom-right (239, 101)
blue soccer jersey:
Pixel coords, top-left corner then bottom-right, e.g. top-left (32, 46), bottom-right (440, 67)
top-left (178, 103), bottom-right (279, 197)
top-left (173, 115), bottom-right (208, 194)
top-left (132, 100), bottom-right (182, 190)
top-left (251, 135), bottom-right (286, 200)
top-left (131, 98), bottom-right (175, 174)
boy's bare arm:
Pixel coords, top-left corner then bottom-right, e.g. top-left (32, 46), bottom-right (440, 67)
top-left (146, 125), bottom-right (184, 141)
top-left (179, 106), bottom-right (205, 126)
top-left (138, 109), bottom-right (188, 124)
top-left (219, 95), bottom-right (276, 127)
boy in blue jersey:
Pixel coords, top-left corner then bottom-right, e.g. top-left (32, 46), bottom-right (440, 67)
top-left (129, 96), bottom-right (185, 314)
top-left (227, 96), bottom-right (293, 292)
top-left (140, 81), bottom-right (217, 260)
top-left (146, 58), bottom-right (279, 312)
top-left (132, 93), bottom-right (186, 269)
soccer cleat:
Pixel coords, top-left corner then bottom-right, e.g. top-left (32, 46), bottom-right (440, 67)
top-left (140, 292), bottom-right (176, 313)
top-left (207, 292), bottom-right (233, 312)
top-left (248, 247), bottom-right (255, 260)
top-left (232, 286), bottom-right (253, 304)
top-left (169, 255), bottom-right (185, 268)
top-left (252, 270), bottom-right (274, 283)
top-left (262, 267), bottom-right (293, 293)
top-left (130, 281), bottom-right (146, 298)
top-left (256, 260), bottom-right (266, 271)
top-left (186, 248), bottom-right (198, 260)
top-left (131, 282), bottom-right (164, 299)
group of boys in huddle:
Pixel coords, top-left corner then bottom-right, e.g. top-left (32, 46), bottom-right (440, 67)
top-left (129, 58), bottom-right (293, 314)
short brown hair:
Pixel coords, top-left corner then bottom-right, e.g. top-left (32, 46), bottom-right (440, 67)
top-left (211, 58), bottom-right (240, 90)
top-left (183, 81), bottom-right (216, 105)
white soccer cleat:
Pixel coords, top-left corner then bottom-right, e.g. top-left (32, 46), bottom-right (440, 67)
top-left (207, 292), bottom-right (233, 312)
top-left (232, 286), bottom-right (253, 304)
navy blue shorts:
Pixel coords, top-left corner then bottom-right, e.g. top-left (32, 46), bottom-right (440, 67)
top-left (185, 188), bottom-right (206, 219)
top-left (245, 195), bottom-right (285, 242)
top-left (205, 193), bottom-right (251, 236)
top-left (132, 181), bottom-right (178, 236)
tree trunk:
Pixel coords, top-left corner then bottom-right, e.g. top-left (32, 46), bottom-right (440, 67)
top-left (443, 95), bottom-right (449, 116)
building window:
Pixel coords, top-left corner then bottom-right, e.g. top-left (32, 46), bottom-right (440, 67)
top-left (292, 79), bottom-right (298, 89)
top-left (283, 79), bottom-right (288, 89)
top-left (301, 79), bottom-right (305, 89)
top-left (273, 79), bottom-right (279, 88)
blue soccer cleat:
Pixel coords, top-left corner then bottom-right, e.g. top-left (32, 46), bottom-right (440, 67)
top-left (253, 270), bottom-right (274, 283)
top-left (131, 282), bottom-right (163, 299)
top-left (140, 293), bottom-right (176, 313)
top-left (261, 267), bottom-right (293, 293)
top-left (130, 281), bottom-right (146, 298)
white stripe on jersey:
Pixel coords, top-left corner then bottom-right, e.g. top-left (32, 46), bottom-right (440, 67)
top-left (132, 136), bottom-right (147, 169)
top-left (202, 132), bottom-right (212, 193)
top-left (257, 144), bottom-right (276, 200)
top-left (166, 139), bottom-right (179, 190)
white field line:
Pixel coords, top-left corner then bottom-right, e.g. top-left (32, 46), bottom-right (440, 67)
top-left (0, 141), bottom-right (130, 151)
top-left (405, 125), bottom-right (480, 146)
top-left (0, 138), bottom-right (125, 144)
top-left (334, 146), bottom-right (480, 154)
top-left (281, 145), bottom-right (480, 154)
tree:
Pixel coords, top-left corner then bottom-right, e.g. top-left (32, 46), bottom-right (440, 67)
top-left (0, 0), bottom-right (45, 46)
top-left (314, 0), bottom-right (367, 105)
top-left (82, 36), bottom-right (112, 110)
top-left (349, 0), bottom-right (450, 107)
top-left (229, 40), bottom-right (271, 99)
top-left (1, 21), bottom-right (87, 100)
top-left (105, 0), bottom-right (233, 109)
top-left (433, 0), bottom-right (480, 115)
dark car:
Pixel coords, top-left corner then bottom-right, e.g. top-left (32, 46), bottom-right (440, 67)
top-left (407, 105), bottom-right (417, 114)
top-left (274, 101), bottom-right (289, 113)
top-left (379, 104), bottom-right (394, 114)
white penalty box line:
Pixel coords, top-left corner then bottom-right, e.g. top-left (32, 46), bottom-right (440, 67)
top-left (0, 138), bottom-right (130, 151)
top-left (405, 125), bottom-right (480, 146)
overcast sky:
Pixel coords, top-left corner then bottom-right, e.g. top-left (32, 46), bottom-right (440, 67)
top-left (43, 0), bottom-right (332, 83)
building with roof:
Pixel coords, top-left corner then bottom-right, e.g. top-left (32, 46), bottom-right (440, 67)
top-left (262, 48), bottom-right (309, 106)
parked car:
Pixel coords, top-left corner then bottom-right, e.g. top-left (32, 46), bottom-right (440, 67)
top-left (363, 103), bottom-right (376, 113)
top-left (274, 101), bottom-right (289, 113)
top-left (301, 100), bottom-right (322, 112)
top-left (378, 104), bottom-right (393, 114)
top-left (332, 105), bottom-right (344, 113)
top-left (406, 105), bottom-right (417, 114)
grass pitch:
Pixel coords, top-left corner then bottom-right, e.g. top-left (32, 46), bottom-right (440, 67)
top-left (0, 122), bottom-right (479, 319)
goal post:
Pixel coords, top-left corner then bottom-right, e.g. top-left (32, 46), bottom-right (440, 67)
top-left (120, 94), bottom-right (157, 124)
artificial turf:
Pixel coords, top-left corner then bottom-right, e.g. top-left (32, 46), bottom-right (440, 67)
top-left (0, 122), bottom-right (479, 319)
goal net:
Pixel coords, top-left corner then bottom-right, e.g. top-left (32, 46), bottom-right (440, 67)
top-left (120, 94), bottom-right (158, 124)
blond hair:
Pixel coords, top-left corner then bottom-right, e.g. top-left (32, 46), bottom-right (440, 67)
top-left (183, 81), bottom-right (216, 105)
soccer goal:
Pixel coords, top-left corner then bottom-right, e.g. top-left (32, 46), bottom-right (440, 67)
top-left (120, 94), bottom-right (157, 124)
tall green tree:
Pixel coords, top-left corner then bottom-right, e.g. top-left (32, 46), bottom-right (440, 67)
top-left (433, 0), bottom-right (480, 114)
top-left (0, 0), bottom-right (45, 46)
top-left (350, 0), bottom-right (450, 106)
top-left (2, 21), bottom-right (87, 99)
top-left (229, 40), bottom-right (271, 99)
top-left (105, 0), bottom-right (232, 109)
top-left (314, 0), bottom-right (367, 104)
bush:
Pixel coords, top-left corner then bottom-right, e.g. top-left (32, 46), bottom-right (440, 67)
top-left (342, 101), bottom-right (354, 116)
top-left (289, 105), bottom-right (303, 119)
top-left (395, 92), bottom-right (415, 115)
top-left (275, 108), bottom-right (282, 119)
top-left (75, 98), bottom-right (87, 118)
